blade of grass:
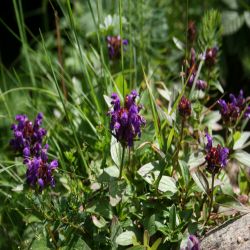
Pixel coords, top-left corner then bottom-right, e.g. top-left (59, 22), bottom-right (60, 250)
top-left (142, 64), bottom-right (163, 148)
top-left (40, 30), bottom-right (89, 176)
top-left (66, 0), bottom-right (102, 117)
top-left (12, 0), bottom-right (36, 88)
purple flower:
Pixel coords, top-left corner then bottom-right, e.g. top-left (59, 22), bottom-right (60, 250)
top-left (108, 90), bottom-right (146, 147)
top-left (205, 47), bottom-right (218, 67)
top-left (186, 235), bottom-right (200, 250)
top-left (205, 133), bottom-right (229, 173)
top-left (10, 113), bottom-right (47, 160)
top-left (26, 155), bottom-right (58, 190)
top-left (10, 113), bottom-right (58, 190)
top-left (186, 48), bottom-right (207, 91)
top-left (178, 96), bottom-right (191, 118)
top-left (218, 90), bottom-right (250, 125)
top-left (106, 35), bottom-right (128, 59)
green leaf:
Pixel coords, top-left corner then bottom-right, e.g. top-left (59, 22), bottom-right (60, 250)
top-left (110, 136), bottom-right (123, 167)
top-left (222, 11), bottom-right (244, 35)
top-left (111, 216), bottom-right (122, 250)
top-left (127, 246), bottom-right (145, 250)
top-left (143, 230), bottom-right (150, 246)
top-left (151, 238), bottom-right (162, 250)
top-left (233, 132), bottom-right (250, 150)
top-left (173, 37), bottom-right (184, 51)
top-left (210, 80), bottom-right (224, 93)
top-left (137, 161), bottom-right (158, 185)
top-left (109, 180), bottom-right (126, 206)
top-left (92, 215), bottom-right (107, 228)
top-left (116, 231), bottom-right (136, 246)
top-left (190, 169), bottom-right (209, 194)
top-left (188, 152), bottom-right (205, 170)
top-left (244, 11), bottom-right (250, 28)
top-left (167, 127), bottom-right (175, 151)
top-left (222, 0), bottom-right (238, 9)
top-left (169, 204), bottom-right (176, 230)
top-left (178, 160), bottom-right (190, 186)
top-left (158, 176), bottom-right (177, 193)
top-left (69, 238), bottom-right (92, 250)
top-left (202, 111), bottom-right (221, 128)
top-left (103, 94), bottom-right (112, 108)
top-left (115, 74), bottom-right (128, 96)
top-left (11, 184), bottom-right (23, 192)
top-left (232, 150), bottom-right (250, 167)
top-left (137, 162), bottom-right (177, 194)
top-left (30, 232), bottom-right (50, 250)
top-left (144, 214), bottom-right (156, 236)
top-left (104, 166), bottom-right (119, 178)
top-left (157, 88), bottom-right (171, 102)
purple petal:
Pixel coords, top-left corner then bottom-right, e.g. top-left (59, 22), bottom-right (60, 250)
top-left (205, 133), bottom-right (212, 151)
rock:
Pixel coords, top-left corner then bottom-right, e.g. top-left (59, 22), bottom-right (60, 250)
top-left (201, 213), bottom-right (250, 250)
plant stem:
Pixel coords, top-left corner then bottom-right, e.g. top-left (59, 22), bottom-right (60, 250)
top-left (119, 145), bottom-right (126, 179)
top-left (204, 172), bottom-right (215, 226)
top-left (171, 118), bottom-right (185, 176)
top-left (119, 0), bottom-right (125, 98)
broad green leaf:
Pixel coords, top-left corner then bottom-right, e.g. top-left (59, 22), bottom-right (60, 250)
top-left (115, 74), bottom-right (128, 96)
top-left (173, 37), bottom-right (184, 51)
top-left (111, 216), bottom-right (123, 250)
top-left (158, 176), bottom-right (177, 193)
top-left (157, 88), bottom-right (171, 101)
top-left (116, 231), bottom-right (136, 246)
top-left (188, 152), bottom-right (205, 170)
top-left (232, 150), bottom-right (250, 167)
top-left (190, 170), bottom-right (209, 194)
top-left (203, 111), bottom-right (221, 127)
top-left (222, 0), bottom-right (238, 9)
top-left (110, 136), bottom-right (123, 167)
top-left (104, 166), bottom-right (119, 178)
top-left (137, 162), bottom-right (177, 194)
top-left (137, 161), bottom-right (159, 185)
top-left (222, 11), bottom-right (244, 35)
top-left (12, 184), bottom-right (23, 192)
top-left (109, 180), bottom-right (126, 206)
top-left (244, 11), bottom-right (250, 28)
top-left (30, 233), bottom-right (50, 250)
top-left (233, 132), bottom-right (250, 150)
top-left (103, 94), bottom-right (112, 108)
top-left (144, 214), bottom-right (156, 236)
top-left (92, 215), bottom-right (107, 228)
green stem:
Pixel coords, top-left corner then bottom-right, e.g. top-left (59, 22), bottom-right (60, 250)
top-left (204, 172), bottom-right (215, 226)
top-left (119, 146), bottom-right (126, 179)
top-left (119, 0), bottom-right (125, 98)
top-left (155, 161), bottom-right (167, 192)
top-left (171, 118), bottom-right (185, 176)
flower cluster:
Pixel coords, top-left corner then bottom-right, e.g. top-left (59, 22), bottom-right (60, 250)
top-left (10, 113), bottom-right (58, 190)
top-left (205, 133), bottom-right (229, 174)
top-left (218, 90), bottom-right (250, 126)
top-left (106, 35), bottom-right (128, 59)
top-left (178, 96), bottom-right (191, 118)
top-left (108, 90), bottom-right (146, 147)
top-left (186, 48), bottom-right (207, 90)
